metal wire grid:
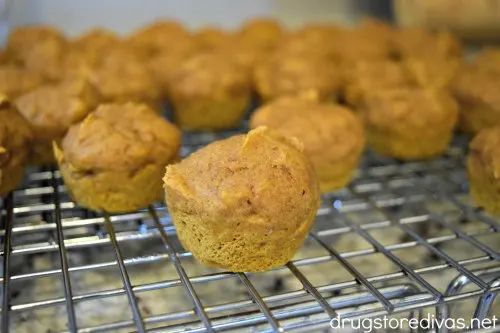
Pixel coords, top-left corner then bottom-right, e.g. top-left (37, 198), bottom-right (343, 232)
top-left (0, 131), bottom-right (498, 333)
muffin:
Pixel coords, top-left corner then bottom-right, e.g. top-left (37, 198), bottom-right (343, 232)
top-left (474, 48), bottom-right (500, 74)
top-left (331, 19), bottom-right (394, 65)
top-left (393, 28), bottom-right (462, 59)
top-left (237, 18), bottom-right (284, 51)
top-left (467, 126), bottom-right (500, 215)
top-left (344, 60), bottom-right (412, 108)
top-left (0, 65), bottom-right (44, 99)
top-left (88, 48), bottom-right (162, 108)
top-left (6, 25), bottom-right (68, 81)
top-left (195, 26), bottom-right (234, 50)
top-left (0, 95), bottom-right (32, 196)
top-left (128, 20), bottom-right (190, 56)
top-left (55, 103), bottom-right (181, 213)
top-left (163, 127), bottom-right (320, 272)
top-left (402, 55), bottom-right (460, 89)
top-left (15, 77), bottom-right (100, 165)
top-left (72, 28), bottom-right (122, 56)
top-left (250, 97), bottom-right (365, 192)
top-left (452, 66), bottom-right (500, 134)
top-left (362, 88), bottom-right (458, 160)
top-left (254, 51), bottom-right (340, 102)
top-left (168, 52), bottom-right (251, 130)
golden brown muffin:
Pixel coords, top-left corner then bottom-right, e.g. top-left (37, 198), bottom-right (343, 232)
top-left (164, 127), bottom-right (320, 272)
top-left (88, 48), bottom-right (162, 108)
top-left (0, 96), bottom-right (32, 196)
top-left (0, 65), bottom-right (44, 99)
top-left (393, 27), bottom-right (462, 59)
top-left (362, 88), bottom-right (458, 160)
top-left (237, 18), bottom-right (284, 51)
top-left (195, 26), bottom-right (234, 50)
top-left (15, 77), bottom-right (100, 165)
top-left (72, 28), bottom-right (122, 55)
top-left (128, 20), bottom-right (190, 56)
top-left (474, 47), bottom-right (500, 74)
top-left (452, 66), bottom-right (500, 134)
top-left (402, 55), bottom-right (460, 89)
top-left (55, 102), bottom-right (181, 213)
top-left (250, 97), bottom-right (365, 192)
top-left (254, 51), bottom-right (341, 102)
top-left (344, 60), bottom-right (412, 108)
top-left (331, 19), bottom-right (394, 64)
top-left (467, 126), bottom-right (500, 215)
top-left (168, 52), bottom-right (251, 131)
top-left (6, 25), bottom-right (68, 81)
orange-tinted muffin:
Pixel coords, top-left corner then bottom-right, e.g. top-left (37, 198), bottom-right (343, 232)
top-left (250, 97), bottom-right (365, 192)
top-left (452, 65), bottom-right (500, 134)
top-left (15, 77), bottom-right (100, 165)
top-left (164, 127), bottom-right (320, 272)
top-left (128, 20), bottom-right (190, 56)
top-left (393, 27), bottom-right (462, 59)
top-left (362, 88), bottom-right (458, 160)
top-left (237, 18), bottom-right (284, 51)
top-left (0, 65), bottom-right (44, 99)
top-left (6, 25), bottom-right (68, 81)
top-left (0, 95), bottom-right (32, 196)
top-left (168, 52), bottom-right (251, 130)
top-left (467, 126), bottom-right (500, 215)
top-left (254, 51), bottom-right (341, 102)
top-left (195, 26), bottom-right (234, 50)
top-left (474, 48), bottom-right (500, 74)
top-left (55, 103), bottom-right (181, 213)
top-left (402, 55), bottom-right (460, 89)
top-left (344, 60), bottom-right (412, 108)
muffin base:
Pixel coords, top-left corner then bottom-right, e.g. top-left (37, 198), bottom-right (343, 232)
top-left (468, 150), bottom-right (500, 215)
top-left (55, 144), bottom-right (164, 213)
top-left (367, 130), bottom-right (453, 160)
top-left (315, 159), bottom-right (360, 193)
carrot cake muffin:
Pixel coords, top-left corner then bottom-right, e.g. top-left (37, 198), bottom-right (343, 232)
top-left (55, 102), bottom-right (181, 213)
top-left (253, 51), bottom-right (340, 102)
top-left (467, 126), bottom-right (500, 215)
top-left (362, 88), bottom-right (458, 160)
top-left (168, 52), bottom-right (251, 130)
top-left (0, 65), bottom-right (44, 99)
top-left (164, 127), bottom-right (320, 272)
top-left (344, 60), bottom-right (412, 108)
top-left (250, 97), bottom-right (365, 192)
top-left (452, 65), bottom-right (500, 134)
top-left (0, 95), bottom-right (32, 196)
top-left (15, 77), bottom-right (99, 165)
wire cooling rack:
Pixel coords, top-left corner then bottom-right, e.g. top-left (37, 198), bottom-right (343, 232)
top-left (0, 129), bottom-right (499, 333)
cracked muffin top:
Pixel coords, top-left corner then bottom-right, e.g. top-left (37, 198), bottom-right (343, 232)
top-left (60, 102), bottom-right (181, 171)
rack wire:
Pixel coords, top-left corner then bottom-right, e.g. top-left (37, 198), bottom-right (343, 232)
top-left (0, 129), bottom-right (499, 333)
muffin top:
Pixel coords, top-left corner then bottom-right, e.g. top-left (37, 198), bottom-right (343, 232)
top-left (469, 126), bottom-right (500, 180)
top-left (6, 25), bottom-right (65, 59)
top-left (0, 65), bottom-right (44, 99)
top-left (363, 88), bottom-right (458, 136)
top-left (15, 77), bottom-right (100, 141)
top-left (72, 28), bottom-right (122, 54)
top-left (250, 97), bottom-right (364, 164)
top-left (344, 60), bottom-right (412, 107)
top-left (402, 55), bottom-right (460, 89)
top-left (60, 103), bottom-right (180, 172)
top-left (164, 126), bottom-right (319, 230)
top-left (195, 26), bottom-right (234, 50)
top-left (452, 65), bottom-right (500, 111)
top-left (168, 52), bottom-right (250, 100)
top-left (254, 51), bottom-right (340, 102)
top-left (237, 18), bottom-right (284, 50)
